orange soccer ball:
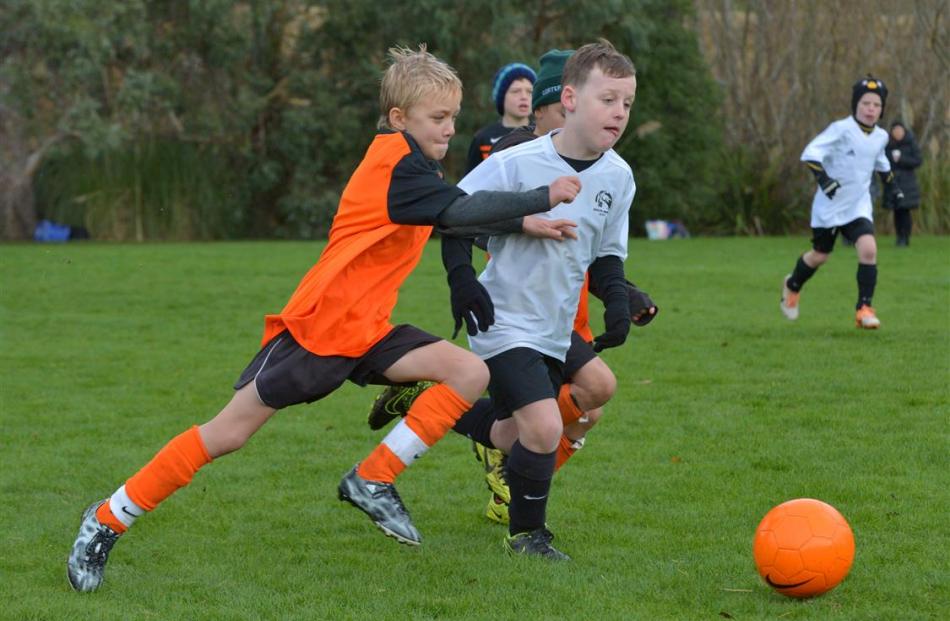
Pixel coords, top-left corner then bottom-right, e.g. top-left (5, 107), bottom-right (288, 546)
top-left (752, 498), bottom-right (855, 598)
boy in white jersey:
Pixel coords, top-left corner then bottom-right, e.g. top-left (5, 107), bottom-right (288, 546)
top-left (442, 40), bottom-right (637, 559)
top-left (366, 48), bottom-right (657, 528)
top-left (781, 75), bottom-right (903, 328)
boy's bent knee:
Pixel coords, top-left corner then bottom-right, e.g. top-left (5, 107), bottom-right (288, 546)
top-left (520, 423), bottom-right (563, 453)
top-left (855, 234), bottom-right (877, 262)
top-left (444, 353), bottom-right (489, 402)
top-left (586, 371), bottom-right (617, 407)
top-left (200, 424), bottom-right (252, 457)
top-left (804, 250), bottom-right (829, 266)
top-left (514, 401), bottom-right (563, 452)
top-left (200, 386), bottom-right (276, 458)
top-left (572, 361), bottom-right (617, 410)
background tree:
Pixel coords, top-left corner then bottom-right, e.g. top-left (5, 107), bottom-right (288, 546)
top-left (3, 0), bottom-right (945, 240)
top-left (694, 0), bottom-right (948, 234)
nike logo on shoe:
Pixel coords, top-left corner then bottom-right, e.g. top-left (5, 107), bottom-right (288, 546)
top-left (523, 494), bottom-right (548, 501)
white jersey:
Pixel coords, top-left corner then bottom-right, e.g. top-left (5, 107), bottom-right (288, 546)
top-left (800, 116), bottom-right (890, 228)
top-left (457, 131), bottom-right (634, 361)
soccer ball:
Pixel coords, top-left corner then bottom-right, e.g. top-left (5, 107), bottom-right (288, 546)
top-left (752, 498), bottom-right (855, 598)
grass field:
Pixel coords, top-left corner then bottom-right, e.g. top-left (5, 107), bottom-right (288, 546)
top-left (2, 236), bottom-right (948, 620)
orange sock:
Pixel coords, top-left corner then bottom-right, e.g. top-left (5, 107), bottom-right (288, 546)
top-left (124, 425), bottom-right (212, 512)
top-left (554, 434), bottom-right (577, 471)
top-left (359, 383), bottom-right (471, 483)
top-left (357, 444), bottom-right (405, 485)
top-left (95, 503), bottom-right (128, 534)
top-left (557, 384), bottom-right (585, 426)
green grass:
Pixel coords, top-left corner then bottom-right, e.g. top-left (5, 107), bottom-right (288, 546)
top-left (1, 236), bottom-right (948, 620)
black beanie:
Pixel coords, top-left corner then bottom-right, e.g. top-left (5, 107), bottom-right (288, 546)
top-left (851, 75), bottom-right (888, 116)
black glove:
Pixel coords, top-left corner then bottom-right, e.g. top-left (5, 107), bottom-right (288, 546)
top-left (626, 280), bottom-right (658, 326)
top-left (447, 265), bottom-right (494, 338)
top-left (818, 173), bottom-right (840, 199)
top-left (593, 302), bottom-right (631, 352)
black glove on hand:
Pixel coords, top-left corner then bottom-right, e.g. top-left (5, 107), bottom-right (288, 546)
top-left (593, 302), bottom-right (631, 352)
top-left (626, 280), bottom-right (658, 326)
top-left (818, 173), bottom-right (840, 199)
top-left (447, 265), bottom-right (494, 338)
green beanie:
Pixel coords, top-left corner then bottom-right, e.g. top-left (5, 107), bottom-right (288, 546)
top-left (532, 49), bottom-right (573, 111)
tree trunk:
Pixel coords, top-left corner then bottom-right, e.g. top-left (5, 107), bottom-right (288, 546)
top-left (0, 105), bottom-right (72, 240)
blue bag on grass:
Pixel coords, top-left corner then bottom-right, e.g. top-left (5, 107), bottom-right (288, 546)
top-left (34, 220), bottom-right (73, 242)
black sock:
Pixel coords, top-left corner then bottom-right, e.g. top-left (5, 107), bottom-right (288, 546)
top-left (506, 440), bottom-right (556, 535)
top-left (787, 256), bottom-right (817, 292)
top-left (856, 263), bottom-right (877, 309)
top-left (450, 398), bottom-right (496, 447)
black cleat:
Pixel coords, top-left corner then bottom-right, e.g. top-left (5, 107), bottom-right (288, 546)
top-left (504, 527), bottom-right (570, 561)
top-left (367, 381), bottom-right (434, 430)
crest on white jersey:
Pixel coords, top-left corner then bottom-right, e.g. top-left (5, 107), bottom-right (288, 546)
top-left (594, 190), bottom-right (613, 215)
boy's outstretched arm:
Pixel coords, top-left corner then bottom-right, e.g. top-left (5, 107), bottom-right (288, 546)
top-left (385, 151), bottom-right (573, 229)
top-left (438, 215), bottom-right (577, 241)
top-left (438, 188), bottom-right (549, 228)
top-left (435, 174), bottom-right (581, 232)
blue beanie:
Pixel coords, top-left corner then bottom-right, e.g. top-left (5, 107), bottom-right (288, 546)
top-left (491, 63), bottom-right (537, 116)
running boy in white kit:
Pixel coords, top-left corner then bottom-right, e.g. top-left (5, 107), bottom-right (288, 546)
top-left (442, 39), bottom-right (638, 559)
top-left (780, 75), bottom-right (903, 328)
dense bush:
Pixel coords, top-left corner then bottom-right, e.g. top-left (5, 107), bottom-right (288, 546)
top-left (6, 1), bottom-right (946, 240)
top-left (11, 0), bottom-right (727, 240)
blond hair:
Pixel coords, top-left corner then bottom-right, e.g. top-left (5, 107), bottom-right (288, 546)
top-left (378, 44), bottom-right (462, 130)
top-left (562, 38), bottom-right (636, 90)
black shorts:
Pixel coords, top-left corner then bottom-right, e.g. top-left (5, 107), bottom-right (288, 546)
top-left (563, 331), bottom-right (598, 381)
top-left (234, 325), bottom-right (441, 409)
top-left (485, 347), bottom-right (564, 420)
top-left (811, 218), bottom-right (874, 253)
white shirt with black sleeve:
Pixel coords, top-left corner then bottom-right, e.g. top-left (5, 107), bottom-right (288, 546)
top-left (457, 130), bottom-right (634, 362)
top-left (800, 116), bottom-right (890, 228)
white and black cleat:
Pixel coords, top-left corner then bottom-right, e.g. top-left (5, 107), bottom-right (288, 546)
top-left (67, 500), bottom-right (121, 592)
top-left (338, 466), bottom-right (421, 546)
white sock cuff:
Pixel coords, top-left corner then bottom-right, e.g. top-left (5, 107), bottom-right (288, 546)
top-left (109, 484), bottom-right (145, 528)
top-left (382, 420), bottom-right (429, 466)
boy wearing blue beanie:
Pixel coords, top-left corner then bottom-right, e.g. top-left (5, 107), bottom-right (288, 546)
top-left (465, 62), bottom-right (536, 173)
top-left (491, 49), bottom-right (573, 152)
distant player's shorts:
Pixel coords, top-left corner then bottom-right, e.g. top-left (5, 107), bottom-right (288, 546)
top-left (485, 347), bottom-right (564, 419)
top-left (563, 330), bottom-right (597, 382)
top-left (811, 217), bottom-right (874, 253)
top-left (235, 325), bottom-right (441, 409)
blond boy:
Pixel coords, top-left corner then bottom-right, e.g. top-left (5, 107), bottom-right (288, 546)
top-left (66, 45), bottom-right (581, 592)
